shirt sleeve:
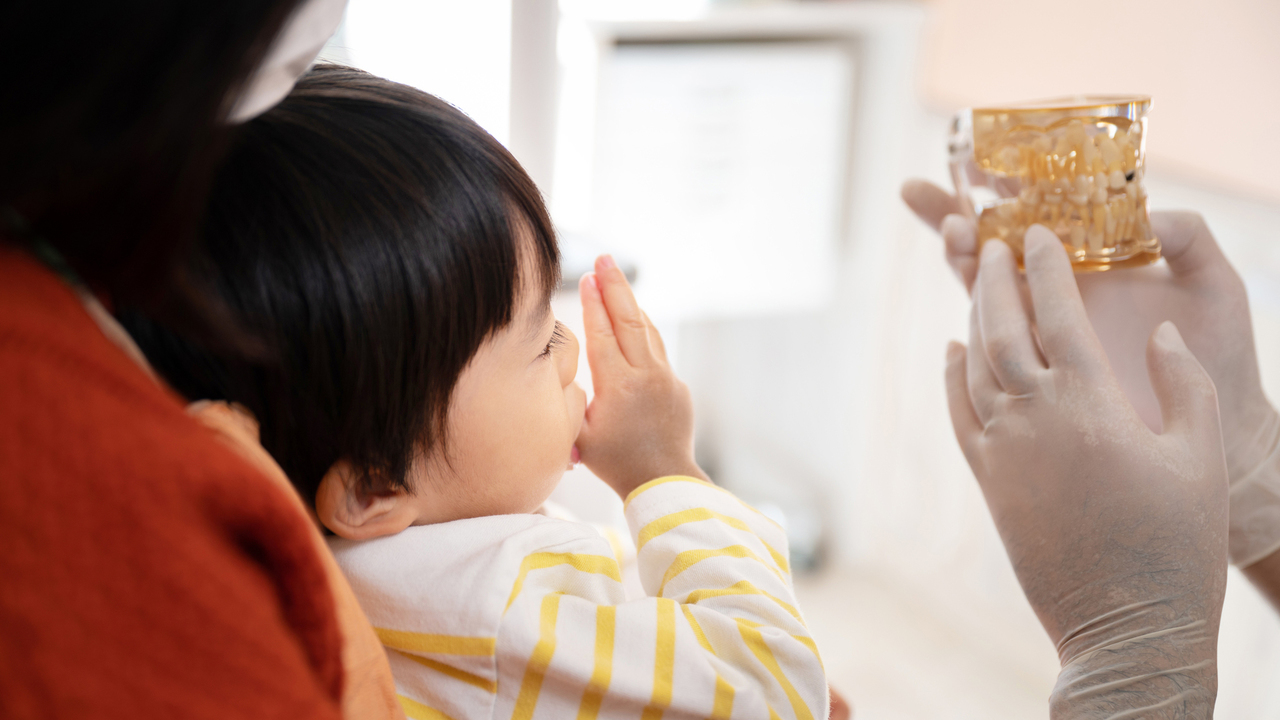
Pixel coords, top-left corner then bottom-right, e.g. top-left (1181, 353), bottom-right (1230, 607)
top-left (493, 476), bottom-right (826, 720)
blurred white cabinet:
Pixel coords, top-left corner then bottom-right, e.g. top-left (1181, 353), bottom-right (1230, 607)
top-left (555, 2), bottom-right (926, 322)
top-left (553, 1), bottom-right (929, 564)
top-left (592, 40), bottom-right (852, 318)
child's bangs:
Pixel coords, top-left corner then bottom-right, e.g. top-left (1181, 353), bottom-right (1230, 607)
top-left (502, 192), bottom-right (562, 318)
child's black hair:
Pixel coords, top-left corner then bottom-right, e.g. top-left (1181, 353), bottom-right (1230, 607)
top-left (122, 65), bottom-right (560, 506)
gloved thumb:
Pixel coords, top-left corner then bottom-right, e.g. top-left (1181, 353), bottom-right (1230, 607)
top-left (1146, 321), bottom-right (1220, 438)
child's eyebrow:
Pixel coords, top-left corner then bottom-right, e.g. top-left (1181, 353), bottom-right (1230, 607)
top-left (522, 302), bottom-right (553, 345)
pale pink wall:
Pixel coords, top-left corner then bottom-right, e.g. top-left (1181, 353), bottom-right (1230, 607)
top-left (918, 0), bottom-right (1280, 201)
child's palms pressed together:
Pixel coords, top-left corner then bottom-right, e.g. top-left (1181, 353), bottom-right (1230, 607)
top-left (576, 254), bottom-right (709, 497)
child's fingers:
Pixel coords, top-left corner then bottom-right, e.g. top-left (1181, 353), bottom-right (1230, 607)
top-left (579, 272), bottom-right (625, 378)
top-left (595, 255), bottom-right (653, 367)
top-left (641, 310), bottom-right (668, 364)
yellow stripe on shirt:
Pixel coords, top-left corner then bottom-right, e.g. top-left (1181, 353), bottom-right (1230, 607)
top-left (504, 550), bottom-right (619, 607)
top-left (680, 604), bottom-right (715, 653)
top-left (793, 635), bottom-right (822, 667)
top-left (375, 628), bottom-right (496, 656)
top-left (639, 599), bottom-right (677, 720)
top-left (658, 545), bottom-right (785, 597)
top-left (576, 606), bottom-right (616, 720)
top-left (762, 544), bottom-right (791, 577)
top-left (506, 552), bottom-right (622, 611)
top-left (737, 621), bottom-right (814, 720)
top-left (623, 477), bottom-right (785, 532)
top-left (684, 580), bottom-right (804, 625)
top-left (637, 508), bottom-right (790, 574)
top-left (397, 694), bottom-right (456, 720)
top-left (735, 618), bottom-right (823, 669)
top-left (680, 605), bottom-right (735, 720)
top-left (511, 593), bottom-right (562, 720)
top-left (393, 650), bottom-right (498, 693)
top-left (601, 527), bottom-right (628, 567)
top-left (638, 508), bottom-right (751, 551)
top-left (623, 476), bottom-right (715, 511)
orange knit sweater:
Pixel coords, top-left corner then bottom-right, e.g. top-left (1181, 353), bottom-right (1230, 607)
top-left (0, 246), bottom-right (344, 718)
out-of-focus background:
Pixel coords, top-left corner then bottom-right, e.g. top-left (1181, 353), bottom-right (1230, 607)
top-left (321, 1), bottom-right (1280, 716)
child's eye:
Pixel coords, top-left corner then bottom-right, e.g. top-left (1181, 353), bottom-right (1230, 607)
top-left (540, 322), bottom-right (567, 359)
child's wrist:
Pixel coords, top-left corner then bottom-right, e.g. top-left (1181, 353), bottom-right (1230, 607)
top-left (604, 462), bottom-right (710, 501)
top-left (621, 472), bottom-right (714, 506)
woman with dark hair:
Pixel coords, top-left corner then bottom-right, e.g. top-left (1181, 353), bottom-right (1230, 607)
top-left (0, 2), bottom-right (399, 718)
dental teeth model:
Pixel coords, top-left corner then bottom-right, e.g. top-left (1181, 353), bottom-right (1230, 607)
top-left (951, 96), bottom-right (1159, 272)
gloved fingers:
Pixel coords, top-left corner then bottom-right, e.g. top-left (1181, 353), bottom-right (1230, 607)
top-left (1152, 211), bottom-right (1232, 280)
top-left (976, 239), bottom-right (1044, 394)
top-left (1022, 224), bottom-right (1108, 374)
top-left (945, 341), bottom-right (985, 471)
top-left (941, 214), bottom-right (979, 292)
top-left (1146, 321), bottom-right (1222, 439)
top-left (900, 179), bottom-right (983, 292)
top-left (901, 178), bottom-right (962, 232)
top-left (967, 298), bottom-right (1003, 423)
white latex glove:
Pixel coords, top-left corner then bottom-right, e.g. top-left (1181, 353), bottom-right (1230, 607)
top-left (904, 179), bottom-right (1280, 567)
top-left (946, 227), bottom-right (1229, 717)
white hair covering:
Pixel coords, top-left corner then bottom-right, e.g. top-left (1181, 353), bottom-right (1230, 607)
top-left (227, 0), bottom-right (348, 122)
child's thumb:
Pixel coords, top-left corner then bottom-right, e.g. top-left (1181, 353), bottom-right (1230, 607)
top-left (1146, 321), bottom-right (1221, 438)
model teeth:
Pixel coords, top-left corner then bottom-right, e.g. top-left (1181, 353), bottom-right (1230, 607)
top-left (972, 117), bottom-right (1154, 264)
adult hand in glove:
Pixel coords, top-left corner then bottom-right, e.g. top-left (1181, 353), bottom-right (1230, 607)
top-left (946, 227), bottom-right (1229, 718)
top-left (904, 179), bottom-right (1280, 584)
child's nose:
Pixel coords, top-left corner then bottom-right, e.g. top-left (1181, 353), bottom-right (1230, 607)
top-left (558, 325), bottom-right (579, 386)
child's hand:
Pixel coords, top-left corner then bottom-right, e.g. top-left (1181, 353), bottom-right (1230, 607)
top-left (575, 255), bottom-right (709, 498)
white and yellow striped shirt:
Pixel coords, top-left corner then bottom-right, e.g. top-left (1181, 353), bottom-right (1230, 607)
top-left (329, 476), bottom-right (827, 720)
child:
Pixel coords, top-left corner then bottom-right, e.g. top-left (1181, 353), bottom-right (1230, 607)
top-left (130, 66), bottom-right (826, 720)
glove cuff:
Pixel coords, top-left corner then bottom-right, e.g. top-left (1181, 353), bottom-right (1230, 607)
top-left (1052, 615), bottom-right (1217, 719)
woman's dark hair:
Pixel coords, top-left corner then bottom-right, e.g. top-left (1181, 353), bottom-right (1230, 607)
top-left (0, 0), bottom-right (304, 336)
top-left (124, 66), bottom-right (560, 507)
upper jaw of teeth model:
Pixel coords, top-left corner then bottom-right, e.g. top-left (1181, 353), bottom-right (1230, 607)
top-left (955, 96), bottom-right (1160, 272)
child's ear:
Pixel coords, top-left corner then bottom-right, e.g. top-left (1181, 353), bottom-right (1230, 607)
top-left (316, 460), bottom-right (417, 540)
